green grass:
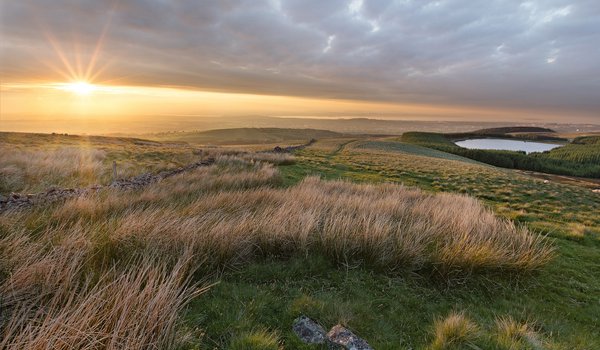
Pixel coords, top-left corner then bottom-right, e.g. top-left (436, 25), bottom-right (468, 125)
top-left (354, 140), bottom-right (485, 164)
top-left (185, 138), bottom-right (599, 349)
top-left (535, 136), bottom-right (600, 164)
top-left (185, 239), bottom-right (598, 349)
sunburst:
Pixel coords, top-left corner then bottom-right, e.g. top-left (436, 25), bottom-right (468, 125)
top-left (39, 3), bottom-right (118, 96)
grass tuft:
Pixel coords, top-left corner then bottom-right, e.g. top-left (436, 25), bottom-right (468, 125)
top-left (430, 311), bottom-right (479, 350)
top-left (495, 316), bottom-right (542, 350)
top-left (229, 328), bottom-right (281, 350)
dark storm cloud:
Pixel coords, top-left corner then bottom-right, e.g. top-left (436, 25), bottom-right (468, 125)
top-left (1, 0), bottom-right (599, 114)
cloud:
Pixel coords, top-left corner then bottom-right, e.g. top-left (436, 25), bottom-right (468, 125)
top-left (1, 0), bottom-right (599, 116)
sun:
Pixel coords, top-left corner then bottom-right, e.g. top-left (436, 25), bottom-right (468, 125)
top-left (59, 81), bottom-right (97, 96)
top-left (51, 80), bottom-right (99, 96)
top-left (50, 81), bottom-right (98, 96)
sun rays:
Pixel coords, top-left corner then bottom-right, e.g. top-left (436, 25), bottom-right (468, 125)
top-left (36, 2), bottom-right (118, 93)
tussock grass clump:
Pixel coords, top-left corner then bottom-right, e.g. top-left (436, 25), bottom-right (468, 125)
top-left (2, 261), bottom-right (197, 349)
top-left (0, 221), bottom-right (203, 349)
top-left (0, 231), bottom-right (202, 349)
top-left (430, 311), bottom-right (479, 350)
top-left (495, 316), bottom-right (542, 349)
top-left (104, 175), bottom-right (552, 272)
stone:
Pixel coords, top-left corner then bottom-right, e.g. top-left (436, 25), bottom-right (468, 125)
top-left (327, 325), bottom-right (373, 350)
top-left (292, 315), bottom-right (327, 344)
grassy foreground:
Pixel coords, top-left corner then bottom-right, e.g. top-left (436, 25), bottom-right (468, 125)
top-left (1, 132), bottom-right (598, 349)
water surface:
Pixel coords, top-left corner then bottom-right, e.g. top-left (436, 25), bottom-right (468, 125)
top-left (455, 138), bottom-right (561, 154)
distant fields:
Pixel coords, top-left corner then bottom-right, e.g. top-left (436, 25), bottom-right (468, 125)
top-left (147, 127), bottom-right (345, 145)
top-left (354, 140), bottom-right (484, 164)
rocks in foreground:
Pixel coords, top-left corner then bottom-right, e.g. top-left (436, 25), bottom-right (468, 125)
top-left (292, 315), bottom-right (327, 344)
top-left (327, 325), bottom-right (373, 350)
top-left (293, 315), bottom-right (373, 349)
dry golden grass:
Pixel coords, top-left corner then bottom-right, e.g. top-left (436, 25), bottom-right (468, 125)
top-left (0, 140), bottom-right (293, 194)
top-left (0, 160), bottom-right (280, 348)
top-left (1, 260), bottom-right (199, 349)
top-left (56, 174), bottom-right (553, 274)
top-left (0, 224), bottom-right (205, 349)
top-left (430, 311), bottom-right (479, 350)
top-left (0, 156), bottom-right (553, 348)
top-left (0, 147), bottom-right (106, 193)
top-left (495, 316), bottom-right (543, 350)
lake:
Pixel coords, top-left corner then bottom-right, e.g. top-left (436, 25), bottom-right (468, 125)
top-left (455, 138), bottom-right (562, 154)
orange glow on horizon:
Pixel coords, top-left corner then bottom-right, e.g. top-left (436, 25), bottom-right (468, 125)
top-left (1, 80), bottom-right (583, 125)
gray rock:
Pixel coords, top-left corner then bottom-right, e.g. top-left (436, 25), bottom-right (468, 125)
top-left (327, 325), bottom-right (373, 350)
top-left (292, 315), bottom-right (327, 344)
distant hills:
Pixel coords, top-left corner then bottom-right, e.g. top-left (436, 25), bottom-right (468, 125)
top-left (148, 127), bottom-right (345, 145)
top-left (471, 126), bottom-right (556, 134)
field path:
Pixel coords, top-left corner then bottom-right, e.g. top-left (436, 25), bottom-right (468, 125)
top-left (328, 139), bottom-right (359, 158)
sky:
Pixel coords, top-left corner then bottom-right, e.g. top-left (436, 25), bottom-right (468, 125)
top-left (1, 0), bottom-right (599, 125)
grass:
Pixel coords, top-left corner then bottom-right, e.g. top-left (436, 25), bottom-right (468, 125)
top-left (229, 329), bottom-right (281, 350)
top-left (282, 139), bottom-right (600, 242)
top-left (430, 311), bottom-right (479, 350)
top-left (0, 132), bottom-right (295, 193)
top-left (0, 132), bottom-right (199, 193)
top-left (147, 127), bottom-right (344, 145)
top-left (536, 135), bottom-right (600, 164)
top-left (494, 316), bottom-right (541, 350)
top-left (267, 137), bottom-right (599, 348)
top-left (1, 132), bottom-right (598, 349)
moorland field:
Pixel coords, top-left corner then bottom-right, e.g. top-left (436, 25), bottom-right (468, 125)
top-left (0, 127), bottom-right (598, 349)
